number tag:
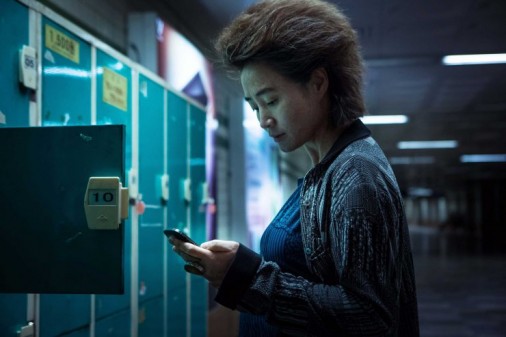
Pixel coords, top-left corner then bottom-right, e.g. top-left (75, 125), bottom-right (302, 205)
top-left (89, 189), bottom-right (116, 205)
top-left (84, 177), bottom-right (128, 230)
top-left (45, 24), bottom-right (80, 63)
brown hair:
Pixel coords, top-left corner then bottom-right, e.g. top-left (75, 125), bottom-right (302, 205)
top-left (215, 0), bottom-right (366, 124)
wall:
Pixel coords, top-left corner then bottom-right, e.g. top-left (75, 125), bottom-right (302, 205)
top-left (40, 0), bottom-right (128, 51)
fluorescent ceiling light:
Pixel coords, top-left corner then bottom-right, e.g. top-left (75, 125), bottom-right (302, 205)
top-left (390, 156), bottom-right (435, 165)
top-left (442, 53), bottom-right (506, 65)
top-left (397, 140), bottom-right (458, 149)
top-left (460, 154), bottom-right (506, 163)
top-left (361, 115), bottom-right (408, 125)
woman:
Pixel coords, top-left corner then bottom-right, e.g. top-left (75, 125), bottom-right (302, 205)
top-left (169, 0), bottom-right (420, 335)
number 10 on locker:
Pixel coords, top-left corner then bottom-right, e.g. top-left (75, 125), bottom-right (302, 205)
top-left (84, 177), bottom-right (129, 230)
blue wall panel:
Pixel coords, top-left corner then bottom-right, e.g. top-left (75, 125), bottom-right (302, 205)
top-left (0, 294), bottom-right (27, 337)
top-left (189, 104), bottom-right (207, 248)
top-left (138, 297), bottom-right (163, 337)
top-left (189, 104), bottom-right (208, 337)
top-left (65, 328), bottom-right (91, 337)
top-left (138, 75), bottom-right (165, 336)
top-left (41, 18), bottom-right (92, 126)
top-left (0, 1), bottom-right (29, 335)
top-left (38, 18), bottom-right (92, 336)
top-left (95, 311), bottom-right (130, 337)
top-left (39, 295), bottom-right (90, 337)
top-left (166, 91), bottom-right (189, 336)
top-left (96, 50), bottom-right (132, 166)
top-left (0, 0), bottom-right (30, 127)
top-left (95, 50), bottom-right (132, 319)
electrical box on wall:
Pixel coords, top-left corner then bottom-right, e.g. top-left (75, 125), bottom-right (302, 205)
top-left (19, 45), bottom-right (37, 89)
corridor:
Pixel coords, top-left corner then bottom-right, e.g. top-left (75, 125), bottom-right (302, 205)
top-left (415, 255), bottom-right (506, 337)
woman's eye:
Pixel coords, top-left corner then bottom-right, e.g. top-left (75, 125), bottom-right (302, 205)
top-left (266, 99), bottom-right (277, 106)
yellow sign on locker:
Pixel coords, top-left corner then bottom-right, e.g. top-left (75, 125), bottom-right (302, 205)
top-left (45, 24), bottom-right (80, 63)
top-left (103, 67), bottom-right (128, 111)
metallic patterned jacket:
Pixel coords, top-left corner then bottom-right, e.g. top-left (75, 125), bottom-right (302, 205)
top-left (216, 120), bottom-right (420, 336)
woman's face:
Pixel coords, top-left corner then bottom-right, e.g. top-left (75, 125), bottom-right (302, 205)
top-left (240, 62), bottom-right (330, 153)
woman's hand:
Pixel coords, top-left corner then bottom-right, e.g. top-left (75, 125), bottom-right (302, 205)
top-left (170, 238), bottom-right (239, 288)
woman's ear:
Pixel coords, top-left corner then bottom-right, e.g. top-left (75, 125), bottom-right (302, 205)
top-left (309, 67), bottom-right (329, 99)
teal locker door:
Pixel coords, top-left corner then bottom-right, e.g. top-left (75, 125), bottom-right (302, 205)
top-left (189, 104), bottom-right (207, 337)
top-left (62, 329), bottom-right (90, 337)
top-left (95, 50), bottom-right (132, 319)
top-left (138, 75), bottom-right (164, 336)
top-left (41, 18), bottom-right (92, 126)
top-left (0, 0), bottom-right (30, 127)
top-left (95, 311), bottom-right (130, 337)
top-left (0, 294), bottom-right (27, 337)
top-left (39, 18), bottom-right (93, 337)
top-left (166, 91), bottom-right (189, 337)
top-left (0, 3), bottom-right (30, 337)
top-left (39, 294), bottom-right (90, 337)
top-left (0, 125), bottom-right (125, 294)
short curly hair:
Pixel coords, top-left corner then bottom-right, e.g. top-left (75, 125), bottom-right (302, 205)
top-left (215, 0), bottom-right (366, 125)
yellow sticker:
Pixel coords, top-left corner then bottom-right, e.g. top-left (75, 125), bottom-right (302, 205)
top-left (103, 68), bottom-right (128, 111)
top-left (45, 25), bottom-right (80, 63)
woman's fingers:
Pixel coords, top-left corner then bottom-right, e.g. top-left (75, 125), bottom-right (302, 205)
top-left (172, 246), bottom-right (201, 263)
top-left (172, 240), bottom-right (211, 262)
top-left (201, 239), bottom-right (239, 252)
top-left (184, 261), bottom-right (205, 275)
top-left (169, 238), bottom-right (240, 287)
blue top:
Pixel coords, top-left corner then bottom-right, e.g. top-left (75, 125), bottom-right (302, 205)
top-left (239, 180), bottom-right (313, 336)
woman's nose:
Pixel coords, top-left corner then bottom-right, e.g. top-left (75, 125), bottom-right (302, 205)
top-left (258, 110), bottom-right (274, 129)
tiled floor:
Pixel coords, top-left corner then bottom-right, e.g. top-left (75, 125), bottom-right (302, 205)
top-left (414, 255), bottom-right (506, 337)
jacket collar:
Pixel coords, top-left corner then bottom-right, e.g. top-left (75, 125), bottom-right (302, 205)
top-left (319, 119), bottom-right (371, 166)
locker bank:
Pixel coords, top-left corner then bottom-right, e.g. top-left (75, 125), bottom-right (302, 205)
top-left (1, 1), bottom-right (208, 336)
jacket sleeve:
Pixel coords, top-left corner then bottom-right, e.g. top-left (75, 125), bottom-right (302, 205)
top-left (215, 168), bottom-right (403, 336)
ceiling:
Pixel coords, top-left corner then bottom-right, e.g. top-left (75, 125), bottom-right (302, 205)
top-left (127, 0), bottom-right (506, 195)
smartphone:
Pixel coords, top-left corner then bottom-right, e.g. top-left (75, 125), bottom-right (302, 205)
top-left (163, 228), bottom-right (198, 245)
top-left (164, 228), bottom-right (204, 275)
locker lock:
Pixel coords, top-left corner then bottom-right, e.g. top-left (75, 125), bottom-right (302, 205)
top-left (84, 177), bottom-right (129, 230)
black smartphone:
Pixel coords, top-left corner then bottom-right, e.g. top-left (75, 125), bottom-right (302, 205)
top-left (163, 228), bottom-right (198, 245)
top-left (164, 228), bottom-right (204, 275)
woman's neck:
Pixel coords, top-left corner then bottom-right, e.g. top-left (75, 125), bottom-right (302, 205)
top-left (304, 122), bottom-right (350, 166)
